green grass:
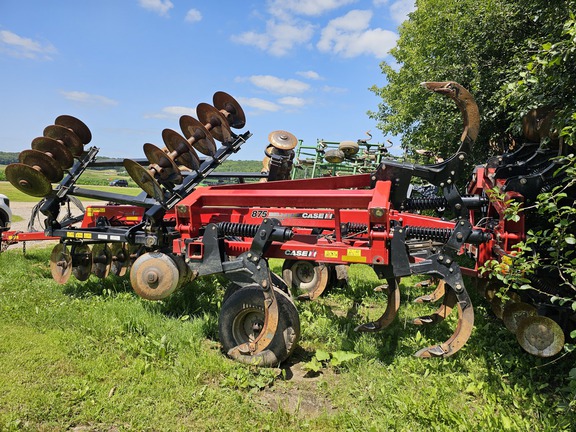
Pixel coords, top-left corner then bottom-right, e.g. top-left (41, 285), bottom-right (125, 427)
top-left (0, 249), bottom-right (574, 431)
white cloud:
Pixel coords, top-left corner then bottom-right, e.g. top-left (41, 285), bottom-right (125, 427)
top-left (389, 0), bottom-right (416, 24)
top-left (0, 30), bottom-right (57, 60)
top-left (278, 96), bottom-right (306, 107)
top-left (373, 0), bottom-right (389, 6)
top-left (322, 85), bottom-right (348, 93)
top-left (238, 97), bottom-right (281, 112)
top-left (233, 19), bottom-right (314, 56)
top-left (60, 91), bottom-right (118, 106)
top-left (138, 0), bottom-right (173, 16)
top-left (297, 70), bottom-right (322, 80)
top-left (268, 0), bottom-right (356, 17)
top-left (240, 75), bottom-right (310, 95)
top-left (317, 10), bottom-right (398, 58)
top-left (185, 9), bottom-right (202, 23)
top-left (145, 106), bottom-right (195, 119)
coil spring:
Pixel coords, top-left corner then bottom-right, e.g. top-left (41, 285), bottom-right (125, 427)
top-left (404, 226), bottom-right (453, 242)
top-left (217, 222), bottom-right (260, 238)
top-left (402, 197), bottom-right (447, 210)
top-left (539, 176), bottom-right (565, 194)
top-left (347, 222), bottom-right (368, 233)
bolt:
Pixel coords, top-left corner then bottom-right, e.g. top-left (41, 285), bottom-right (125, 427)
top-left (447, 179), bottom-right (452, 184)
top-left (520, 178), bottom-right (527, 185)
top-left (440, 182), bottom-right (445, 187)
top-left (455, 283), bottom-right (463, 291)
top-left (146, 271), bottom-right (158, 284)
top-left (449, 268), bottom-right (454, 273)
top-left (456, 233), bottom-right (463, 240)
top-left (455, 204), bottom-right (462, 210)
top-left (247, 253), bottom-right (252, 258)
top-left (260, 229), bottom-right (267, 238)
top-left (445, 258), bottom-right (451, 264)
top-left (371, 175), bottom-right (377, 181)
top-left (459, 154), bottom-right (465, 161)
top-left (438, 255), bottom-right (444, 261)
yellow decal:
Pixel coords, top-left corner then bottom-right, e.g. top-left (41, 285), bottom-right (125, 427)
top-left (126, 216), bottom-right (140, 221)
top-left (71, 232), bottom-right (92, 239)
top-left (346, 249), bottom-right (362, 256)
top-left (87, 208), bottom-right (93, 217)
top-left (342, 255), bottom-right (367, 263)
top-left (324, 250), bottom-right (338, 258)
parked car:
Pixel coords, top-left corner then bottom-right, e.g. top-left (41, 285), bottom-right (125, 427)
top-left (0, 193), bottom-right (12, 231)
top-left (109, 179), bottom-right (129, 187)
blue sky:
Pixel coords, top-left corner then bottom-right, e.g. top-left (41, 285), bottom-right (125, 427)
top-left (0, 0), bottom-right (415, 161)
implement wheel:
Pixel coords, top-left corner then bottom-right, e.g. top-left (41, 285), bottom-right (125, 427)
top-left (130, 252), bottom-right (181, 300)
top-left (219, 286), bottom-right (300, 366)
top-left (282, 259), bottom-right (330, 299)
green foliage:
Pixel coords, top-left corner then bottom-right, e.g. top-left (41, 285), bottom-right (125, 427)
top-left (221, 366), bottom-right (281, 390)
top-left (370, 0), bottom-right (573, 161)
top-left (482, 153), bottom-right (576, 305)
top-left (303, 349), bottom-right (362, 373)
top-left (498, 8), bottom-right (576, 137)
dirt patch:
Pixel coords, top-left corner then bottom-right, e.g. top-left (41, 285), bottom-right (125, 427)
top-left (256, 362), bottom-right (338, 417)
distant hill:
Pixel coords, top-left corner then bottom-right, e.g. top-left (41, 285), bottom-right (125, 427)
top-left (0, 152), bottom-right (18, 165)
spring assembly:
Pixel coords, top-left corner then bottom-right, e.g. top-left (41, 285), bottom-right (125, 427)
top-left (216, 222), bottom-right (294, 242)
top-left (217, 222), bottom-right (259, 238)
top-left (402, 197), bottom-right (447, 211)
top-left (340, 222), bottom-right (368, 237)
top-left (405, 226), bottom-right (453, 242)
top-left (402, 194), bottom-right (488, 211)
top-left (346, 222), bottom-right (368, 233)
top-left (539, 175), bottom-right (566, 194)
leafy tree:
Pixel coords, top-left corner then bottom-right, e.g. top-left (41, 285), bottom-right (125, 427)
top-left (370, 0), bottom-right (572, 162)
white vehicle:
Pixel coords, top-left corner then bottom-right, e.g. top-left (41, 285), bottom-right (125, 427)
top-left (0, 193), bottom-right (12, 231)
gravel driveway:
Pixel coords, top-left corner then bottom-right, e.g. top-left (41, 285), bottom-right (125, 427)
top-left (4, 200), bottom-right (106, 251)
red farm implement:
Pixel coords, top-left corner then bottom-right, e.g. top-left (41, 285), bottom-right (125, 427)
top-left (3, 86), bottom-right (572, 365)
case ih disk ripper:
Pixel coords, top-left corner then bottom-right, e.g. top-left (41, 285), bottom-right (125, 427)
top-left (3, 86), bottom-right (572, 365)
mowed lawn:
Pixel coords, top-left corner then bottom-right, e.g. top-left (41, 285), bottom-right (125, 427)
top-left (1, 243), bottom-right (575, 431)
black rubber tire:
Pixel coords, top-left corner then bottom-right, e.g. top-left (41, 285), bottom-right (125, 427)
top-left (222, 273), bottom-right (292, 304)
top-left (219, 286), bottom-right (300, 366)
top-left (338, 140), bottom-right (359, 156)
top-left (324, 149), bottom-right (345, 163)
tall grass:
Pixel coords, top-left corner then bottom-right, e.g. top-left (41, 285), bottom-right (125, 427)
top-left (0, 250), bottom-right (574, 431)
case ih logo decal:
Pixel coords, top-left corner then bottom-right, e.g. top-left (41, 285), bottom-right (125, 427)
top-left (265, 211), bottom-right (334, 220)
top-left (284, 250), bottom-right (318, 258)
